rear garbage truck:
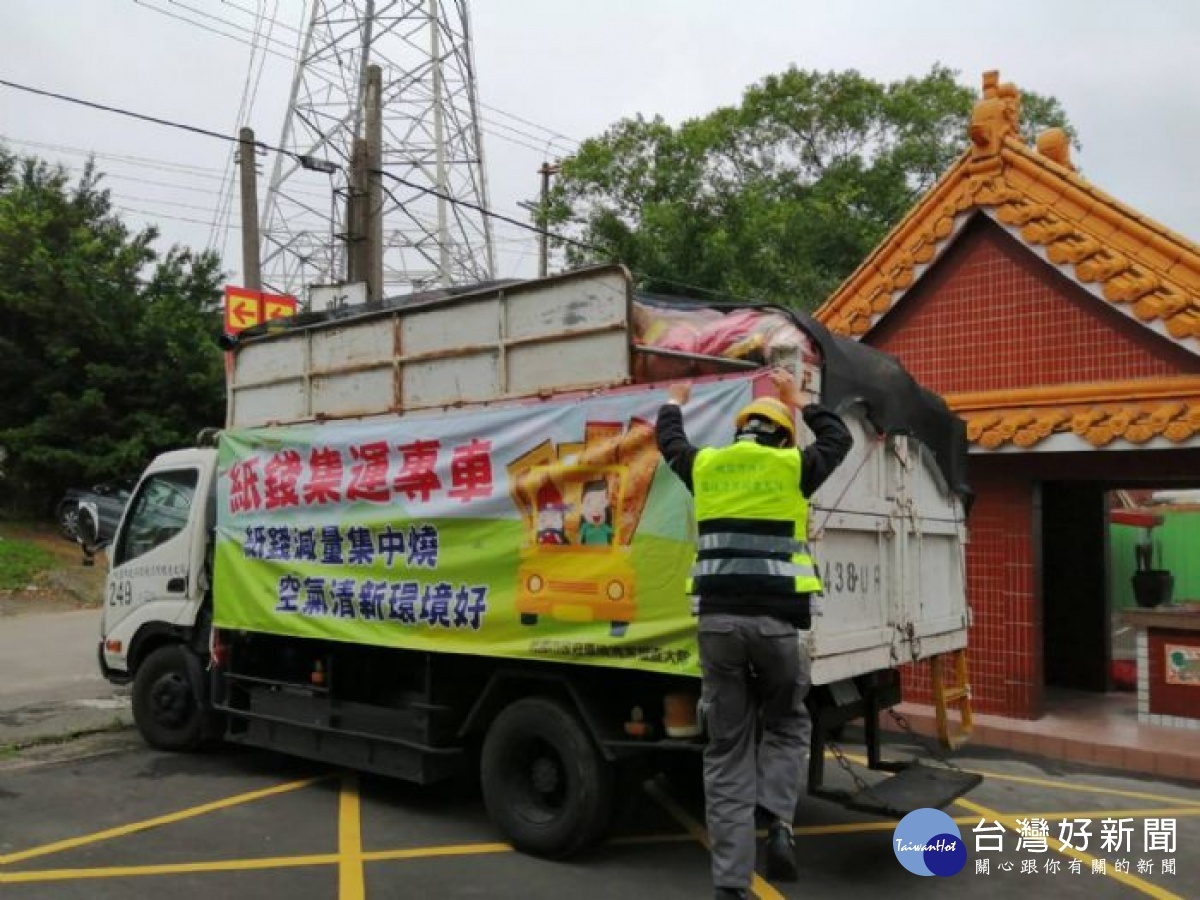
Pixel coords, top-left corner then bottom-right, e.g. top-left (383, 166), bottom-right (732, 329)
top-left (97, 264), bottom-right (980, 857)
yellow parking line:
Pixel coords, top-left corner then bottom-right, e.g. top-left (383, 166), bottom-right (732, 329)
top-left (363, 843), bottom-right (512, 862)
top-left (0, 845), bottom-right (515, 885)
top-left (0, 853), bottom-right (339, 884)
top-left (838, 751), bottom-right (1200, 806)
top-left (643, 780), bottom-right (785, 900)
top-left (955, 796), bottom-right (1183, 900)
top-left (0, 775), bottom-right (326, 867)
top-left (339, 773), bottom-right (365, 900)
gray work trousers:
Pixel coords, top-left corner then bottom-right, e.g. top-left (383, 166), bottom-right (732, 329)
top-left (698, 612), bottom-right (812, 890)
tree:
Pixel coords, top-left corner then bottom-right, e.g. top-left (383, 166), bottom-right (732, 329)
top-left (545, 65), bottom-right (1074, 307)
top-left (0, 149), bottom-right (226, 516)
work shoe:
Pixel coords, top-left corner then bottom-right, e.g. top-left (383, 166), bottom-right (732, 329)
top-left (713, 889), bottom-right (748, 900)
top-left (766, 820), bottom-right (798, 882)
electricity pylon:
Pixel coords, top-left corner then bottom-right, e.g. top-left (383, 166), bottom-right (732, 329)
top-left (261, 0), bottom-right (495, 298)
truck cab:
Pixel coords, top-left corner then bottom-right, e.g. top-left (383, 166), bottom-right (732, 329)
top-left (99, 447), bottom-right (218, 748)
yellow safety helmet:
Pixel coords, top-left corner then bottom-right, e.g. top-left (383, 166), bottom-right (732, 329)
top-left (734, 397), bottom-right (796, 444)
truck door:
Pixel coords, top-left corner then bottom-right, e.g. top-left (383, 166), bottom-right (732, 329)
top-left (105, 468), bottom-right (202, 634)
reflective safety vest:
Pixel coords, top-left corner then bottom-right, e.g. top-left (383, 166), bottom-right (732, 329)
top-left (687, 441), bottom-right (822, 597)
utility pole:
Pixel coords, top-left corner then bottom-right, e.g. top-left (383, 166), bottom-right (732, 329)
top-left (238, 127), bottom-right (261, 290)
top-left (365, 65), bottom-right (383, 302)
top-left (346, 138), bottom-right (368, 284)
top-left (538, 162), bottom-right (560, 278)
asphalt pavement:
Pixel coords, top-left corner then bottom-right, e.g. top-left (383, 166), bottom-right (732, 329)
top-left (0, 608), bottom-right (132, 748)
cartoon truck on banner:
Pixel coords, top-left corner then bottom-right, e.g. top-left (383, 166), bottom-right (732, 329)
top-left (509, 418), bottom-right (658, 637)
top-left (94, 265), bottom-right (980, 861)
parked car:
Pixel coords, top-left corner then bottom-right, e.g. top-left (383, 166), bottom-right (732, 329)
top-left (56, 480), bottom-right (135, 546)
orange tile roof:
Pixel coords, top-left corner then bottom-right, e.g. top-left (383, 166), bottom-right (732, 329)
top-left (948, 376), bottom-right (1200, 450)
top-left (816, 71), bottom-right (1200, 345)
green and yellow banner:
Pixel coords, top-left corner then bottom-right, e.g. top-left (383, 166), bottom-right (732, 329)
top-left (214, 378), bottom-right (754, 676)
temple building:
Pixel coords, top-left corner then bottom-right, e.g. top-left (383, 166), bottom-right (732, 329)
top-left (816, 71), bottom-right (1200, 722)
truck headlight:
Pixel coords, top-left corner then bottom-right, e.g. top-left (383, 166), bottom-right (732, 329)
top-left (527, 574), bottom-right (544, 593)
top-left (607, 580), bottom-right (625, 600)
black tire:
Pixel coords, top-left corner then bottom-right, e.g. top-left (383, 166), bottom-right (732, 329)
top-left (480, 696), bottom-right (614, 858)
top-left (57, 502), bottom-right (80, 540)
top-left (132, 644), bottom-right (207, 751)
top-left (519, 613), bottom-right (538, 626)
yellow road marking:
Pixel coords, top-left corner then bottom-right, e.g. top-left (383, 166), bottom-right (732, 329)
top-left (955, 796), bottom-right (1183, 900)
top-left (0, 854), bottom-right (340, 884)
top-left (363, 843), bottom-right (512, 861)
top-left (4, 754), bottom-right (1195, 890)
top-left (643, 780), bottom-right (786, 900)
top-left (838, 751), bottom-right (1200, 806)
top-left (0, 775), bottom-right (325, 867)
top-left (0, 845), bottom-right (519, 886)
top-left (339, 773), bottom-right (365, 900)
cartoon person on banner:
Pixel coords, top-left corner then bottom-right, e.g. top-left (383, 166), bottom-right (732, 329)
top-left (579, 477), bottom-right (615, 546)
top-left (535, 481), bottom-right (571, 545)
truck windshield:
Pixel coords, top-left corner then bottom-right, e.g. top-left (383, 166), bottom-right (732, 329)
top-left (114, 469), bottom-right (199, 565)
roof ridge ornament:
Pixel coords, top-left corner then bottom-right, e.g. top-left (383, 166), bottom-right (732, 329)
top-left (969, 70), bottom-right (1021, 164)
top-left (1036, 128), bottom-right (1075, 170)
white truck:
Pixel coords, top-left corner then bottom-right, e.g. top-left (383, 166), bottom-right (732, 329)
top-left (97, 264), bottom-right (978, 858)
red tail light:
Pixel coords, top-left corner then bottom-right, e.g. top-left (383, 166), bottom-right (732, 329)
top-left (209, 627), bottom-right (229, 668)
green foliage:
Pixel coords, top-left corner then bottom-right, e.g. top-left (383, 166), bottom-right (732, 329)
top-left (546, 65), bottom-right (1075, 308)
top-left (0, 536), bottom-right (56, 589)
top-left (0, 150), bottom-right (226, 515)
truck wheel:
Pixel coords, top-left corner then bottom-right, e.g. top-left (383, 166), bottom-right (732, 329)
top-left (610, 621), bottom-right (628, 638)
top-left (520, 613), bottom-right (538, 626)
top-left (132, 645), bottom-right (206, 751)
top-left (481, 696), bottom-right (614, 858)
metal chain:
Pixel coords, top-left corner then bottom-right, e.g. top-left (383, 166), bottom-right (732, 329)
top-left (886, 706), bottom-right (966, 774)
top-left (826, 737), bottom-right (892, 810)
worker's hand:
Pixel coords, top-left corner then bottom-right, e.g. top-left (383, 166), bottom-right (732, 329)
top-left (668, 382), bottom-right (691, 405)
top-left (769, 368), bottom-right (803, 408)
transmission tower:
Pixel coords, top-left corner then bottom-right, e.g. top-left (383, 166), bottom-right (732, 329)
top-left (261, 0), bottom-right (495, 298)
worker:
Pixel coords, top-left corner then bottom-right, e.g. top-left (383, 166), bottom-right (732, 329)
top-left (656, 367), bottom-right (853, 900)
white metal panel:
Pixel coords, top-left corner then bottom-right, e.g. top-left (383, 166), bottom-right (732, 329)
top-left (234, 340), bottom-right (306, 383)
top-left (806, 410), bottom-right (969, 684)
top-left (505, 271), bottom-right (627, 341)
top-left (312, 369), bottom-right (396, 419)
top-left (402, 299), bottom-right (501, 354)
top-left (507, 333), bottom-right (630, 395)
top-left (227, 267), bottom-right (635, 426)
top-left (912, 532), bottom-right (968, 636)
top-left (311, 321), bottom-right (395, 369)
top-left (229, 383), bottom-right (308, 428)
top-left (401, 354), bottom-right (502, 408)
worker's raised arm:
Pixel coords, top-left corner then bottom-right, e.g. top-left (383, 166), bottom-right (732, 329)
top-left (655, 381), bottom-right (698, 492)
top-left (798, 404), bottom-right (853, 498)
top-left (769, 367), bottom-right (853, 498)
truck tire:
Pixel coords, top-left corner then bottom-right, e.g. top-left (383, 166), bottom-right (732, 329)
top-left (480, 696), bottom-right (614, 858)
top-left (132, 644), bottom-right (207, 751)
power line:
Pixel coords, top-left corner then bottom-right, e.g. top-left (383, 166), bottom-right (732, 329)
top-left (0, 77), bottom-right (601, 263)
top-left (130, 0), bottom-right (579, 158)
top-left (116, 205), bottom-right (226, 229)
top-left (0, 134), bottom-right (228, 178)
top-left (0, 78), bottom-right (237, 146)
top-left (3, 78), bottom-right (762, 304)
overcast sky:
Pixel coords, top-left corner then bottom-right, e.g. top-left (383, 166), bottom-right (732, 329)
top-left (2, 0), bottom-right (1197, 294)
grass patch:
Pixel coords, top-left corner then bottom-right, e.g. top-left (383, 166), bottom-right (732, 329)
top-left (0, 536), bottom-right (57, 590)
